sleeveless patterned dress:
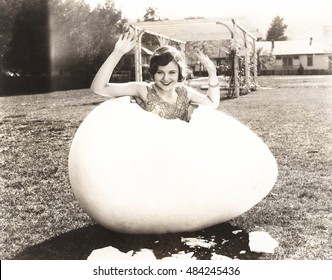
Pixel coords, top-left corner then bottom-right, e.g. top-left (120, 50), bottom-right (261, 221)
top-left (135, 84), bottom-right (191, 122)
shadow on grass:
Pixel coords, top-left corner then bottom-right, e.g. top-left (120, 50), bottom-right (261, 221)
top-left (13, 223), bottom-right (262, 260)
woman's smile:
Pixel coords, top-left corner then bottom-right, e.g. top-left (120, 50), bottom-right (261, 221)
top-left (161, 80), bottom-right (173, 86)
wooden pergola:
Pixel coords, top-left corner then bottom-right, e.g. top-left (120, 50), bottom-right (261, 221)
top-left (130, 17), bottom-right (260, 98)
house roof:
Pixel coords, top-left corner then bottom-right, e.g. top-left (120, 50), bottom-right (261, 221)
top-left (257, 39), bottom-right (332, 56)
top-left (130, 17), bottom-right (262, 42)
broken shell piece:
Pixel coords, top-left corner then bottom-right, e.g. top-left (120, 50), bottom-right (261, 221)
top-left (162, 251), bottom-right (196, 260)
top-left (181, 237), bottom-right (216, 248)
top-left (87, 246), bottom-right (156, 260)
top-left (88, 245), bottom-right (130, 260)
top-left (249, 231), bottom-right (279, 254)
top-left (211, 253), bottom-right (232, 260)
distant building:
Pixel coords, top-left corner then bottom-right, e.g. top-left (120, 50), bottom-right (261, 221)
top-left (257, 38), bottom-right (332, 75)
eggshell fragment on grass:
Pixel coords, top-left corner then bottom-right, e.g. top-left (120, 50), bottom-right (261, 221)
top-left (87, 246), bottom-right (156, 260)
top-left (249, 231), bottom-right (279, 254)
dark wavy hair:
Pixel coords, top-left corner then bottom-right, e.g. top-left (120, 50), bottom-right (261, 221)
top-left (149, 46), bottom-right (188, 82)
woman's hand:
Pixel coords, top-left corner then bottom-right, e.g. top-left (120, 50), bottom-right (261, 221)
top-left (193, 50), bottom-right (220, 108)
top-left (195, 50), bottom-right (217, 76)
top-left (114, 31), bottom-right (139, 55)
top-left (114, 32), bottom-right (137, 54)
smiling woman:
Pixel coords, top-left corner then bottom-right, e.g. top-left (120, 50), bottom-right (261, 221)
top-left (90, 31), bottom-right (221, 121)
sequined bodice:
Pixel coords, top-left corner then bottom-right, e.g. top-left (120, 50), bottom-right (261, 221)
top-left (138, 85), bottom-right (190, 122)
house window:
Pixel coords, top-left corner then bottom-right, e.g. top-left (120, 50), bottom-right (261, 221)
top-left (282, 56), bottom-right (293, 68)
top-left (307, 54), bottom-right (313, 66)
top-left (293, 56), bottom-right (300, 66)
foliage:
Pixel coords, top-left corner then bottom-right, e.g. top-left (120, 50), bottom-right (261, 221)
top-left (185, 39), bottom-right (255, 97)
top-left (0, 0), bottom-right (25, 49)
top-left (3, 0), bottom-right (50, 76)
top-left (185, 41), bottom-right (218, 77)
top-left (1, 0), bottom-right (126, 80)
top-left (225, 43), bottom-right (240, 98)
top-left (224, 40), bottom-right (253, 98)
top-left (0, 0), bottom-right (28, 72)
top-left (143, 6), bottom-right (161, 22)
top-left (50, 0), bottom-right (125, 77)
top-left (266, 16), bottom-right (288, 41)
top-left (256, 47), bottom-right (276, 74)
top-left (139, 7), bottom-right (165, 48)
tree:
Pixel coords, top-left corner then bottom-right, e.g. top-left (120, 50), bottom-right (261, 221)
top-left (1, 0), bottom-right (126, 92)
top-left (85, 0), bottom-right (126, 65)
top-left (266, 16), bottom-right (288, 41)
top-left (49, 0), bottom-right (127, 87)
top-left (0, 0), bottom-right (26, 74)
top-left (256, 47), bottom-right (275, 75)
top-left (140, 7), bottom-right (163, 49)
top-left (143, 7), bottom-right (161, 22)
top-left (3, 0), bottom-right (50, 76)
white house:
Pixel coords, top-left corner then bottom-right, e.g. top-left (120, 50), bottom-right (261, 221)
top-left (257, 38), bottom-right (332, 75)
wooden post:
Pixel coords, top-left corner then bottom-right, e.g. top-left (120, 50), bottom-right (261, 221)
top-left (233, 21), bottom-right (239, 98)
top-left (253, 38), bottom-right (258, 89)
top-left (232, 19), bottom-right (258, 91)
top-left (179, 43), bottom-right (186, 52)
top-left (243, 31), bottom-right (250, 93)
top-left (134, 28), bottom-right (143, 82)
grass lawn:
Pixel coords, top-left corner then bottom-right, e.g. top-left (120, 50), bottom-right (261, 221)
top-left (1, 75), bottom-right (331, 260)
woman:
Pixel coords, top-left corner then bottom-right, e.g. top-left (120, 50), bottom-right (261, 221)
top-left (90, 31), bottom-right (220, 122)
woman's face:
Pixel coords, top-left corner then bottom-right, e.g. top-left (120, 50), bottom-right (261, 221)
top-left (154, 60), bottom-right (179, 92)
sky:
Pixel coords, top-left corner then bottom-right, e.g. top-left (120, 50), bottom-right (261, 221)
top-left (85, 0), bottom-right (332, 39)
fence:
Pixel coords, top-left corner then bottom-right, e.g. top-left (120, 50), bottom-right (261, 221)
top-left (260, 69), bottom-right (332, 76)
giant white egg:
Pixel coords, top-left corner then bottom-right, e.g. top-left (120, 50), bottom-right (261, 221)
top-left (68, 97), bottom-right (278, 234)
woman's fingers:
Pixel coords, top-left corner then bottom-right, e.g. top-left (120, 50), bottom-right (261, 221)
top-left (121, 29), bottom-right (130, 40)
top-left (195, 52), bottom-right (211, 66)
top-left (115, 32), bottom-right (138, 53)
top-left (194, 51), bottom-right (216, 74)
top-left (120, 31), bottom-right (141, 44)
top-left (195, 50), bottom-right (208, 60)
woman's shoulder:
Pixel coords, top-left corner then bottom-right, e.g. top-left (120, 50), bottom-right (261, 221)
top-left (175, 83), bottom-right (187, 91)
top-left (177, 83), bottom-right (196, 98)
top-left (136, 82), bottom-right (160, 101)
top-left (130, 81), bottom-right (151, 95)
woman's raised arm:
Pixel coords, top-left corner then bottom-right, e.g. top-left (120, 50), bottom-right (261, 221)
top-left (90, 32), bottom-right (141, 98)
top-left (187, 50), bottom-right (220, 109)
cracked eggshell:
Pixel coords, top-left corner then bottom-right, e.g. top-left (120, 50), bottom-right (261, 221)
top-left (69, 97), bottom-right (278, 234)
